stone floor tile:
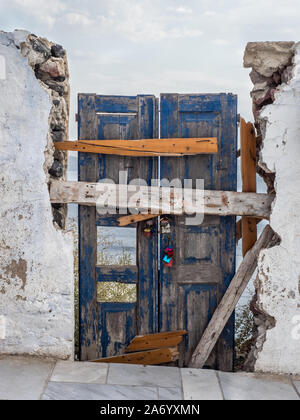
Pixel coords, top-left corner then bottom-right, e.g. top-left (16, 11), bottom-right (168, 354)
top-left (219, 372), bottom-right (299, 401)
top-left (181, 368), bottom-right (223, 400)
top-left (43, 382), bottom-right (158, 400)
top-left (50, 361), bottom-right (108, 384)
top-left (0, 356), bottom-right (54, 400)
top-left (158, 387), bottom-right (183, 400)
top-left (292, 381), bottom-right (300, 397)
top-left (107, 364), bottom-right (181, 388)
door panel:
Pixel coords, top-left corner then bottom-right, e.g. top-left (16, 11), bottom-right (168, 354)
top-left (160, 93), bottom-right (237, 370)
top-left (79, 94), bottom-right (158, 361)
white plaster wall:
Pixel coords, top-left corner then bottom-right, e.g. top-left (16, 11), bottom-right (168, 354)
top-left (255, 43), bottom-right (300, 375)
top-left (0, 31), bottom-right (74, 359)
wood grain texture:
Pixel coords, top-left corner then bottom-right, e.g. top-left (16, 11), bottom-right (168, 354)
top-left (91, 347), bottom-right (179, 365)
top-left (236, 218), bottom-right (262, 242)
top-left (118, 213), bottom-right (161, 226)
top-left (55, 137), bottom-right (218, 156)
top-left (125, 331), bottom-right (187, 352)
top-left (240, 118), bottom-right (258, 256)
top-left (189, 225), bottom-right (280, 369)
top-left (50, 180), bottom-right (274, 219)
top-left (78, 94), bottom-right (100, 361)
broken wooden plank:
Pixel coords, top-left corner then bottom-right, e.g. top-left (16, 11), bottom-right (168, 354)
top-left (188, 225), bottom-right (280, 369)
top-left (55, 137), bottom-right (218, 156)
top-left (241, 118), bottom-right (258, 256)
top-left (118, 213), bottom-right (161, 226)
top-left (50, 181), bottom-right (275, 219)
top-left (125, 331), bottom-right (187, 353)
top-left (91, 347), bottom-right (179, 365)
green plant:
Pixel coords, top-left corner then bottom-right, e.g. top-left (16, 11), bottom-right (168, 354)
top-left (235, 303), bottom-right (254, 352)
top-left (235, 295), bottom-right (255, 371)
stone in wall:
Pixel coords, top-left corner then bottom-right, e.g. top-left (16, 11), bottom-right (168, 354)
top-left (244, 42), bottom-right (295, 194)
top-left (0, 30), bottom-right (74, 359)
top-left (244, 42), bottom-right (300, 375)
top-left (19, 33), bottom-right (70, 229)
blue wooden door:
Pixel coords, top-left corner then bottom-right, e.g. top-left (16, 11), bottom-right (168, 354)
top-left (79, 93), bottom-right (237, 369)
top-left (78, 94), bottom-right (159, 360)
top-left (160, 94), bottom-right (237, 371)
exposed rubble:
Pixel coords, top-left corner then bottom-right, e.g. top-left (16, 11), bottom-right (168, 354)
top-left (244, 42), bottom-right (295, 194)
top-left (18, 32), bottom-right (70, 229)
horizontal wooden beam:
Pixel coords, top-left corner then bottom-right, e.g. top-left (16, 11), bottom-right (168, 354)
top-left (55, 137), bottom-right (218, 156)
top-left (50, 181), bottom-right (274, 219)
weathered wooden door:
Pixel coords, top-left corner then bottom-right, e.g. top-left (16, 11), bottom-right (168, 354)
top-left (79, 93), bottom-right (237, 370)
top-left (78, 94), bottom-right (159, 361)
top-left (160, 94), bottom-right (237, 370)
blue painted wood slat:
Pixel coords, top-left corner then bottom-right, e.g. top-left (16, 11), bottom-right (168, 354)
top-left (160, 93), bottom-right (237, 370)
top-left (79, 94), bottom-right (158, 360)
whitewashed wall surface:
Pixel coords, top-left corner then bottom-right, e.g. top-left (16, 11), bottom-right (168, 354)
top-left (245, 42), bottom-right (300, 375)
top-left (0, 30), bottom-right (74, 359)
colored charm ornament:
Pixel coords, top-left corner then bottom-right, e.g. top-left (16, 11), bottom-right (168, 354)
top-left (163, 246), bottom-right (175, 267)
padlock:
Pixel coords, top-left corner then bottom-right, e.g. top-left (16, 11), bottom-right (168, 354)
top-left (161, 217), bottom-right (171, 234)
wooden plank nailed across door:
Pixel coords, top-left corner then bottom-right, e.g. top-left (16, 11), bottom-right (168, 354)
top-left (54, 137), bottom-right (218, 156)
top-left (91, 347), bottom-right (179, 365)
top-left (189, 225), bottom-right (281, 369)
top-left (50, 180), bottom-right (274, 219)
top-left (240, 118), bottom-right (258, 256)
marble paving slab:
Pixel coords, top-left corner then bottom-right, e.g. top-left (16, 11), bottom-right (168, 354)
top-left (50, 361), bottom-right (108, 384)
top-left (181, 368), bottom-right (223, 400)
top-left (43, 382), bottom-right (158, 400)
top-left (0, 356), bottom-right (54, 400)
top-left (293, 381), bottom-right (300, 396)
top-left (158, 387), bottom-right (183, 400)
top-left (107, 364), bottom-right (181, 388)
top-left (219, 372), bottom-right (299, 400)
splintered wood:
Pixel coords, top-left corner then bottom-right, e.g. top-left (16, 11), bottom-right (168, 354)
top-left (92, 348), bottom-right (179, 365)
top-left (92, 331), bottom-right (187, 365)
top-left (126, 331), bottom-right (188, 353)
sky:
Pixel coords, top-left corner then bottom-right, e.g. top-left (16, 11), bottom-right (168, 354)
top-left (1, 0), bottom-right (286, 293)
top-left (1, 0), bottom-right (300, 139)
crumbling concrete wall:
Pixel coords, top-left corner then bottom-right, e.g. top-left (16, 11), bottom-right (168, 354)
top-left (0, 30), bottom-right (74, 359)
top-left (244, 42), bottom-right (300, 375)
